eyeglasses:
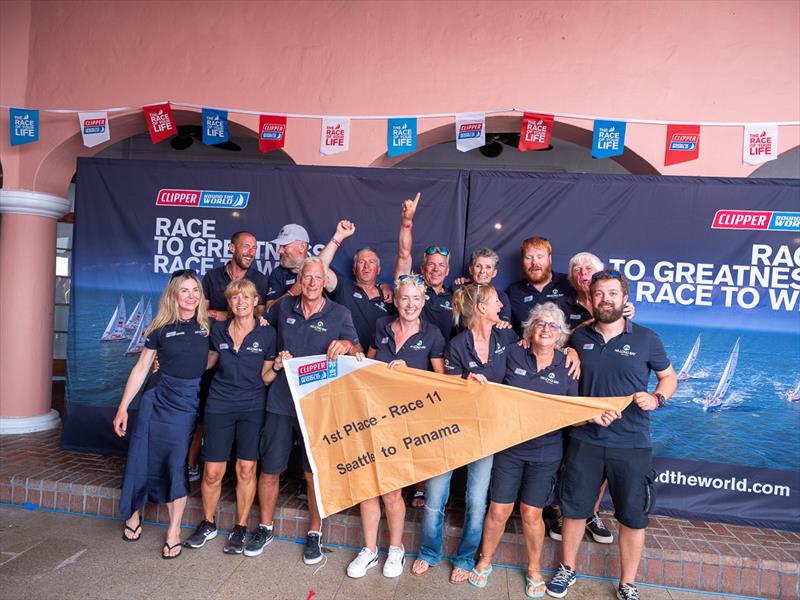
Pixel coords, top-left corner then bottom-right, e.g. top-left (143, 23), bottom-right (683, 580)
top-left (398, 274), bottom-right (424, 286)
top-left (591, 269), bottom-right (622, 281)
top-left (423, 246), bottom-right (450, 257)
top-left (171, 269), bottom-right (198, 280)
top-left (533, 320), bottom-right (560, 332)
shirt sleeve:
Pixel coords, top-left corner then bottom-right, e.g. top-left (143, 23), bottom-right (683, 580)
top-left (262, 326), bottom-right (277, 361)
top-left (265, 270), bottom-right (284, 301)
top-left (144, 327), bottom-right (159, 350)
top-left (339, 308), bottom-right (360, 346)
top-left (202, 275), bottom-right (212, 302)
top-left (209, 322), bottom-right (222, 352)
top-left (266, 297), bottom-right (281, 325)
top-left (429, 329), bottom-right (446, 360)
top-left (647, 330), bottom-right (671, 372)
top-left (566, 370), bottom-right (580, 396)
top-left (443, 340), bottom-right (464, 376)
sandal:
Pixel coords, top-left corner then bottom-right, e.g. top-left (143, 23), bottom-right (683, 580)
top-left (468, 564), bottom-right (493, 589)
top-left (411, 490), bottom-right (425, 508)
top-left (121, 515), bottom-right (142, 542)
top-left (450, 566), bottom-right (470, 584)
top-left (161, 541), bottom-right (182, 559)
top-left (411, 558), bottom-right (431, 576)
top-left (525, 576), bottom-right (546, 599)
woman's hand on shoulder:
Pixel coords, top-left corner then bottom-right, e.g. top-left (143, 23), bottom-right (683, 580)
top-left (564, 347), bottom-right (581, 379)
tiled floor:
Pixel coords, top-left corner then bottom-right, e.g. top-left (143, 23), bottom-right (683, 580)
top-left (0, 428), bottom-right (798, 598)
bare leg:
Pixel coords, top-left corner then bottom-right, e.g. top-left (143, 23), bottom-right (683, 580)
top-left (305, 472), bottom-right (321, 532)
top-left (359, 497), bottom-right (381, 552)
top-left (382, 489), bottom-right (406, 548)
top-left (163, 496), bottom-right (187, 557)
top-left (257, 472), bottom-right (280, 525)
top-left (201, 461), bottom-right (226, 522)
top-left (468, 501), bottom-right (513, 586)
top-left (618, 524), bottom-right (645, 585)
top-left (593, 481), bottom-right (608, 513)
top-left (235, 459), bottom-right (257, 526)
top-left (520, 504), bottom-right (546, 597)
top-left (560, 517), bottom-right (586, 568)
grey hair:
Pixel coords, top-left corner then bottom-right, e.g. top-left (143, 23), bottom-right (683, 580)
top-left (470, 247), bottom-right (500, 269)
top-left (568, 252), bottom-right (604, 286)
top-left (521, 302), bottom-right (571, 349)
top-left (300, 256), bottom-right (328, 278)
top-left (353, 246), bottom-right (381, 267)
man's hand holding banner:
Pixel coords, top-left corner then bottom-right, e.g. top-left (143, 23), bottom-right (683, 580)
top-left (286, 355), bottom-right (632, 518)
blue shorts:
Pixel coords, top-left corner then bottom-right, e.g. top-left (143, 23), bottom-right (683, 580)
top-left (259, 412), bottom-right (311, 474)
top-left (490, 451), bottom-right (560, 508)
top-left (202, 410), bottom-right (263, 462)
top-left (559, 438), bottom-right (655, 529)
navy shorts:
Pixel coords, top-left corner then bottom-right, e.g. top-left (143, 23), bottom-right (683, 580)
top-left (202, 410), bottom-right (263, 462)
top-left (559, 438), bottom-right (655, 529)
top-left (259, 412), bottom-right (311, 474)
top-left (490, 451), bottom-right (560, 508)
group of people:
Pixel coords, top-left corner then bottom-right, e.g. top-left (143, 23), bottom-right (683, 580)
top-left (113, 193), bottom-right (677, 600)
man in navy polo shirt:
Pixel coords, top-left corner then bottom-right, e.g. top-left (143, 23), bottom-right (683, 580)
top-left (203, 230), bottom-right (269, 319)
top-left (546, 271), bottom-right (677, 600)
top-left (245, 256), bottom-right (361, 565)
top-left (393, 192), bottom-right (457, 342)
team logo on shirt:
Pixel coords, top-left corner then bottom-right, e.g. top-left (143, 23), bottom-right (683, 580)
top-left (219, 343), bottom-right (229, 350)
top-left (353, 292), bottom-right (363, 299)
top-left (524, 295), bottom-right (534, 303)
top-left (425, 294), bottom-right (430, 301)
top-left (376, 302), bottom-right (388, 313)
top-left (583, 343), bottom-right (594, 350)
top-left (286, 278), bottom-right (296, 285)
top-left (286, 317), bottom-right (296, 325)
top-left (441, 300), bottom-right (453, 311)
top-left (540, 372), bottom-right (560, 385)
top-left (495, 343), bottom-right (506, 354)
top-left (409, 340), bottom-right (427, 351)
top-left (570, 314), bottom-right (581, 320)
top-left (468, 361), bottom-right (478, 368)
top-left (614, 344), bottom-right (637, 357)
top-left (546, 288), bottom-right (564, 298)
top-left (514, 367), bottom-right (527, 376)
top-left (245, 342), bottom-right (263, 353)
top-left (309, 320), bottom-right (328, 333)
top-left (165, 331), bottom-right (184, 338)
top-left (380, 336), bottom-right (389, 344)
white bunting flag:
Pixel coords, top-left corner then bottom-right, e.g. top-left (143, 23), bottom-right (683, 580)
top-left (743, 124), bottom-right (778, 165)
top-left (78, 111), bottom-right (110, 148)
top-left (455, 112), bottom-right (486, 152)
top-left (320, 117), bottom-right (350, 156)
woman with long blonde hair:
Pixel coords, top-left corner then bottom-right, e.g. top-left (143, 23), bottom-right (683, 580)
top-left (113, 270), bottom-right (211, 559)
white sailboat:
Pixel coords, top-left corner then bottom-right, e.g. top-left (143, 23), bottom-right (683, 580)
top-left (704, 338), bottom-right (740, 413)
top-left (677, 334), bottom-right (701, 381)
top-left (787, 380), bottom-right (800, 403)
top-left (100, 296), bottom-right (127, 341)
top-left (125, 297), bottom-right (145, 333)
top-left (125, 299), bottom-right (152, 355)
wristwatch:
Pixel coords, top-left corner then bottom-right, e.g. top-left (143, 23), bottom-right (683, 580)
top-left (654, 392), bottom-right (666, 408)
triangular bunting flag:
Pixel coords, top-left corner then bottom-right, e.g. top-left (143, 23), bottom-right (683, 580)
top-left (518, 113), bottom-right (553, 151)
top-left (78, 111), bottom-right (110, 148)
top-left (320, 117), bottom-right (350, 155)
top-left (455, 112), bottom-right (485, 152)
top-left (259, 115), bottom-right (287, 153)
top-left (142, 103), bottom-right (176, 144)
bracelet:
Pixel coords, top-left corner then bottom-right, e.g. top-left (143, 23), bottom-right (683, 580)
top-left (343, 341), bottom-right (353, 353)
top-left (272, 364), bottom-right (281, 373)
top-left (331, 238), bottom-right (341, 248)
top-left (401, 222), bottom-right (412, 229)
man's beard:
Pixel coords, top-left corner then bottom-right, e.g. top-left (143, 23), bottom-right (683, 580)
top-left (527, 265), bottom-right (552, 285)
top-left (280, 254), bottom-right (304, 270)
top-left (234, 255), bottom-right (252, 270)
top-left (593, 303), bottom-right (624, 324)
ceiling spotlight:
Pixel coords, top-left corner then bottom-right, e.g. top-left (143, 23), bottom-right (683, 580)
top-left (493, 222), bottom-right (502, 230)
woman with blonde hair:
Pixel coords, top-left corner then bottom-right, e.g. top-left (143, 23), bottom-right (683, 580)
top-left (113, 269), bottom-right (212, 559)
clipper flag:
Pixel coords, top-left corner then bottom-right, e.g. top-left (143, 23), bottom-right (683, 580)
top-left (9, 108), bottom-right (39, 146)
top-left (142, 103), bottom-right (176, 144)
top-left (455, 112), bottom-right (485, 152)
top-left (320, 117), bottom-right (350, 155)
top-left (202, 108), bottom-right (228, 145)
top-left (259, 114), bottom-right (287, 153)
top-left (743, 124), bottom-right (778, 165)
top-left (665, 124), bottom-right (701, 166)
top-left (592, 119), bottom-right (626, 159)
top-left (387, 118), bottom-right (417, 158)
top-left (287, 355), bottom-right (631, 518)
top-left (518, 112), bottom-right (554, 151)
top-left (78, 111), bottom-right (110, 148)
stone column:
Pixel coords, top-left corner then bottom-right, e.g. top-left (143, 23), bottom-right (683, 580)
top-left (0, 189), bottom-right (71, 433)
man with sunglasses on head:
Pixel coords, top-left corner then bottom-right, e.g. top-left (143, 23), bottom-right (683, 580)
top-left (546, 270), bottom-right (677, 600)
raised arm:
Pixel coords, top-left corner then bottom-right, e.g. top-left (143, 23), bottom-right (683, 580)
top-left (319, 220), bottom-right (356, 292)
top-left (393, 192), bottom-right (420, 279)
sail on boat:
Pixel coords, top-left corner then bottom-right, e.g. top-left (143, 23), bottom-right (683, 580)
top-left (125, 297), bottom-right (145, 332)
top-left (704, 338), bottom-right (740, 412)
top-left (677, 334), bottom-right (701, 381)
top-left (125, 299), bottom-right (152, 355)
top-left (100, 296), bottom-right (127, 341)
top-left (787, 380), bottom-right (800, 403)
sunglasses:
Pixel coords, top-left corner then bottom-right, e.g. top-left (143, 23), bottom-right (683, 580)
top-left (591, 269), bottom-right (622, 281)
top-left (398, 274), bottom-right (424, 286)
top-left (423, 246), bottom-right (450, 257)
top-left (171, 269), bottom-right (198, 280)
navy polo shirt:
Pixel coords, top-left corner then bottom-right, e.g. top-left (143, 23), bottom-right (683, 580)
top-left (266, 296), bottom-right (359, 416)
top-left (265, 265), bottom-right (298, 302)
top-left (422, 286), bottom-right (456, 342)
top-left (371, 316), bottom-right (445, 370)
top-left (560, 295), bottom-right (593, 331)
top-left (569, 320), bottom-right (671, 449)
top-left (332, 276), bottom-right (396, 349)
top-left (202, 263), bottom-right (270, 312)
top-left (506, 272), bottom-right (574, 335)
top-left (206, 319), bottom-right (277, 414)
top-left (144, 318), bottom-right (209, 379)
top-left (444, 327), bottom-right (519, 383)
top-left (502, 345), bottom-right (578, 461)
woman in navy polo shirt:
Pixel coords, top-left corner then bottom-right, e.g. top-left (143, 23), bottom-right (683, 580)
top-left (468, 302), bottom-right (577, 598)
top-left (412, 282), bottom-right (516, 583)
top-left (346, 273), bottom-right (445, 580)
top-left (184, 279), bottom-right (277, 555)
top-left (113, 270), bottom-right (211, 559)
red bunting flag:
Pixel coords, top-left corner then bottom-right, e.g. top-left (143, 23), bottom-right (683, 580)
top-left (259, 115), bottom-right (287, 153)
top-left (664, 124), bottom-right (701, 166)
top-left (518, 112), bottom-right (554, 151)
top-left (142, 103), bottom-right (176, 144)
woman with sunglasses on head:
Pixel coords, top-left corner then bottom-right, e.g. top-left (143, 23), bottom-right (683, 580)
top-left (347, 273), bottom-right (446, 580)
top-left (113, 270), bottom-right (212, 559)
top-left (468, 302), bottom-right (578, 598)
top-left (411, 282), bottom-right (518, 583)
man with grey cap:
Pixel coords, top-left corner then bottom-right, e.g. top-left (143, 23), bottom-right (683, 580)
top-left (265, 221), bottom-right (355, 309)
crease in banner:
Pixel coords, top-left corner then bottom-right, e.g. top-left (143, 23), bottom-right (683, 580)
top-left (287, 355), bottom-right (631, 518)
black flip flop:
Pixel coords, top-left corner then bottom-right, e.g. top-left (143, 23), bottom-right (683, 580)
top-left (121, 515), bottom-right (142, 542)
top-left (162, 541), bottom-right (182, 559)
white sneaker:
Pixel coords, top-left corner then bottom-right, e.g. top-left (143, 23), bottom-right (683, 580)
top-left (382, 545), bottom-right (405, 578)
top-left (347, 547), bottom-right (379, 578)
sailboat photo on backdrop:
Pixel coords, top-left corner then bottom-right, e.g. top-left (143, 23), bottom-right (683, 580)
top-left (677, 334), bottom-right (701, 381)
top-left (704, 338), bottom-right (740, 413)
top-left (100, 296), bottom-right (127, 342)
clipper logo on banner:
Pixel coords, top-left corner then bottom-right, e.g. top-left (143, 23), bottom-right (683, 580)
top-left (665, 124), bottom-right (701, 166)
top-left (592, 120), bottom-right (626, 159)
top-left (202, 108), bottom-right (228, 145)
top-left (743, 124), bottom-right (778, 165)
top-left (9, 108), bottom-right (39, 146)
top-left (320, 118), bottom-right (350, 156)
top-left (387, 118), bottom-right (417, 158)
top-left (155, 189), bottom-right (250, 209)
top-left (78, 111), bottom-right (110, 148)
top-left (298, 358), bottom-right (338, 385)
top-left (518, 113), bottom-right (553, 151)
top-left (143, 103), bottom-right (176, 144)
top-left (455, 112), bottom-right (485, 152)
top-left (259, 115), bottom-right (287, 153)
top-left (711, 210), bottom-right (800, 232)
